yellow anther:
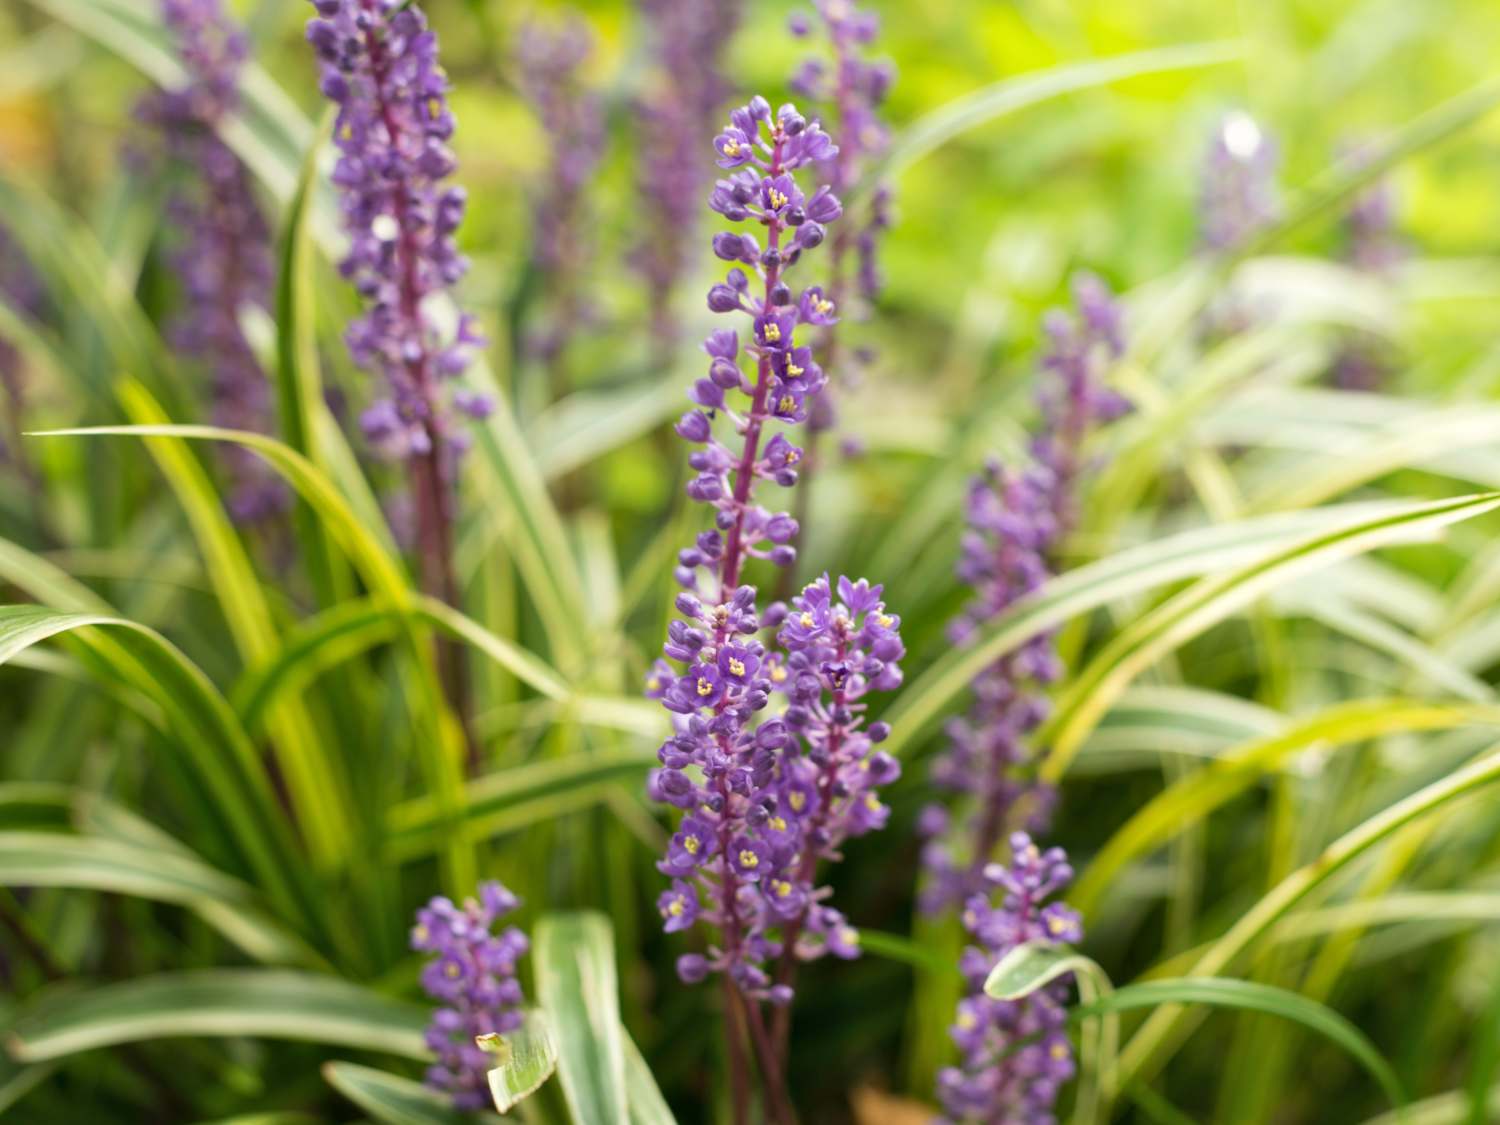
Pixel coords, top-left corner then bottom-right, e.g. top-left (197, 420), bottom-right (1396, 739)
top-left (769, 189), bottom-right (788, 209)
top-left (771, 665), bottom-right (788, 683)
top-left (815, 297), bottom-right (834, 315)
top-left (684, 835), bottom-right (700, 855)
top-left (739, 849), bottom-right (759, 868)
top-left (1050, 1043), bottom-right (1068, 1060)
top-left (773, 880), bottom-right (792, 897)
top-left (764, 322), bottom-right (781, 343)
top-left (722, 139), bottom-right (741, 156)
top-left (696, 677), bottom-right (714, 696)
top-left (728, 657), bottom-right (746, 677)
top-left (666, 897), bottom-right (684, 917)
top-left (787, 361), bottom-right (804, 377)
top-left (839, 927), bottom-right (859, 947)
top-left (778, 395), bottom-right (796, 413)
top-left (799, 612), bottom-right (814, 627)
top-left (864, 793), bottom-right (881, 811)
top-left (788, 791), bottom-right (806, 811)
top-left (877, 614), bottom-right (893, 627)
top-left (957, 1010), bottom-right (978, 1031)
top-left (769, 816), bottom-right (787, 831)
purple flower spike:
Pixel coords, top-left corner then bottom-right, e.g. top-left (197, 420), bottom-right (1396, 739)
top-left (1199, 111), bottom-right (1280, 252)
top-left (516, 16), bottom-right (604, 364)
top-left (304, 0), bottom-right (481, 466)
top-left (642, 91), bottom-right (911, 1012)
top-left (412, 881), bottom-right (529, 1111)
top-left (921, 275), bottom-right (1129, 916)
top-left (935, 834), bottom-right (1084, 1125)
top-left (632, 0), bottom-right (744, 343)
top-left (135, 0), bottom-right (281, 524)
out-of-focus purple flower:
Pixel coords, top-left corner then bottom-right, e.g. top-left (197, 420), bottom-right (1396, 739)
top-left (936, 833), bottom-right (1084, 1125)
top-left (633, 0), bottom-right (743, 341)
top-left (412, 881), bottom-right (528, 1111)
top-left (305, 0), bottom-right (482, 466)
top-left (649, 100), bottom-right (904, 1003)
top-left (786, 0), bottom-right (895, 440)
top-left (0, 229), bottom-right (43, 474)
top-left (920, 274), bottom-right (1129, 915)
top-left (136, 0), bottom-right (281, 523)
top-left (1198, 111), bottom-right (1279, 253)
top-left (1332, 146), bottom-right (1403, 392)
top-left (516, 16), bottom-right (605, 363)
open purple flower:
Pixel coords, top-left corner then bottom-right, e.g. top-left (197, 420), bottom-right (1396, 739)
top-left (921, 275), bottom-right (1129, 915)
top-left (412, 881), bottom-right (529, 1111)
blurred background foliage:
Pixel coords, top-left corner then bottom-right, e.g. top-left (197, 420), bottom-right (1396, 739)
top-left (6, 0), bottom-right (1500, 1122)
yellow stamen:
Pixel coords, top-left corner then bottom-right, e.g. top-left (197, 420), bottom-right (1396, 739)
top-left (666, 897), bottom-right (684, 917)
top-left (738, 849), bottom-right (759, 869)
top-left (763, 322), bottom-right (781, 343)
top-left (769, 816), bottom-right (787, 831)
top-left (787, 361), bottom-right (804, 377)
top-left (771, 665), bottom-right (788, 683)
top-left (877, 614), bottom-right (893, 627)
top-left (957, 1010), bottom-right (978, 1031)
top-left (728, 657), bottom-right (746, 677)
top-left (778, 395), bottom-right (796, 414)
top-left (788, 791), bottom-right (806, 811)
top-left (684, 835), bottom-right (700, 855)
top-left (696, 677), bottom-right (713, 696)
top-left (799, 612), bottom-right (814, 628)
top-left (769, 188), bottom-right (788, 209)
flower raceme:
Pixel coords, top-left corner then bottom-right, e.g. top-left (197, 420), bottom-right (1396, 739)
top-left (137, 0), bottom-right (281, 524)
top-left (920, 275), bottom-right (1129, 915)
top-left (412, 882), bottom-right (529, 1110)
top-left (304, 0), bottom-right (490, 463)
top-left (936, 834), bottom-right (1084, 1125)
top-left (646, 98), bottom-right (905, 1003)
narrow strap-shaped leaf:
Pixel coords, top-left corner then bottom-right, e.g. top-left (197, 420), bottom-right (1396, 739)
top-left (1071, 699), bottom-right (1500, 914)
top-left (1082, 978), bottom-right (1405, 1113)
top-left (534, 912), bottom-right (628, 1125)
top-left (622, 1029), bottom-right (678, 1125)
top-left (7, 970), bottom-right (428, 1062)
top-left (323, 1061), bottom-right (499, 1125)
top-left (479, 1009), bottom-right (558, 1114)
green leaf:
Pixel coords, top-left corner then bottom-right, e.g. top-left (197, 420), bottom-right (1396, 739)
top-left (0, 830), bottom-right (310, 966)
top-left (534, 912), bottom-right (628, 1125)
top-left (324, 1061), bottom-right (501, 1125)
top-left (622, 1029), bottom-right (677, 1125)
top-left (1081, 978), bottom-right (1406, 1112)
top-left (478, 1010), bottom-right (557, 1114)
top-left (1118, 737), bottom-right (1500, 1090)
top-left (1070, 699), bottom-right (1500, 915)
top-left (0, 605), bottom-right (318, 932)
top-left (6, 971), bottom-right (428, 1062)
top-left (1038, 492), bottom-right (1500, 782)
top-left (387, 750), bottom-right (655, 859)
top-left (881, 497), bottom-right (1490, 759)
top-left (115, 378), bottom-right (356, 868)
top-left (874, 41), bottom-right (1243, 185)
top-left (984, 942), bottom-right (1111, 1002)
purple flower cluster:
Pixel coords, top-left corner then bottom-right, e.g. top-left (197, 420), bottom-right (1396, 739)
top-left (920, 275), bottom-right (1128, 915)
top-left (136, 0), bottom-right (281, 522)
top-left (0, 228), bottom-right (42, 473)
top-left (789, 0), bottom-right (895, 305)
top-left (647, 99), bottom-right (906, 1000)
top-left (633, 0), bottom-right (743, 340)
top-left (412, 881), bottom-right (528, 1111)
top-left (936, 833), bottom-right (1083, 1125)
top-left (1198, 111), bottom-right (1280, 253)
top-left (516, 16), bottom-right (604, 363)
top-left (305, 0), bottom-right (490, 464)
top-left (1332, 154), bottom-right (1402, 392)
top-left (649, 574), bottom-right (903, 999)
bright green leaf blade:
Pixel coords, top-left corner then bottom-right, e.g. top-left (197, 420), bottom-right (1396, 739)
top-left (984, 942), bottom-right (1111, 1002)
top-left (324, 1061), bottom-right (501, 1125)
top-left (875, 41), bottom-right (1243, 184)
top-left (534, 912), bottom-right (628, 1125)
top-left (622, 1029), bottom-right (677, 1125)
top-left (1080, 978), bottom-right (1406, 1112)
top-left (1038, 492), bottom-right (1500, 782)
top-left (6, 971), bottom-right (428, 1061)
top-left (479, 1010), bottom-right (557, 1114)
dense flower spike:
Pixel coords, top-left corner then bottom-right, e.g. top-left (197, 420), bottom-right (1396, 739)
top-left (633, 0), bottom-right (742, 340)
top-left (786, 0), bottom-right (894, 443)
top-left (1198, 111), bottom-right (1280, 253)
top-left (0, 229), bottom-right (42, 475)
top-left (1332, 155), bottom-right (1402, 391)
top-left (649, 99), bottom-right (909, 1005)
top-left (920, 275), bottom-right (1128, 914)
top-left (517, 16), bottom-right (605, 363)
top-left (788, 0), bottom-right (894, 306)
top-left (305, 0), bottom-right (487, 464)
top-left (936, 834), bottom-right (1083, 1125)
top-left (137, 0), bottom-right (280, 522)
top-left (412, 881), bottom-right (528, 1110)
